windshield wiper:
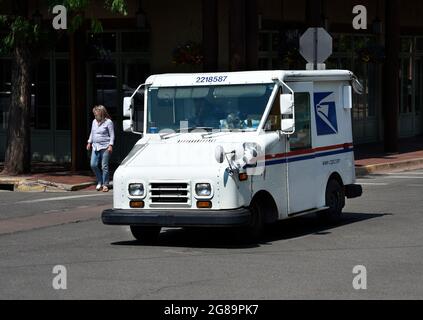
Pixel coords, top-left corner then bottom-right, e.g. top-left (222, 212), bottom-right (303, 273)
top-left (161, 127), bottom-right (215, 139)
top-left (175, 126), bottom-right (214, 132)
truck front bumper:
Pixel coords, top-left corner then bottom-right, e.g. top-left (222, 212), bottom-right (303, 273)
top-left (101, 208), bottom-right (251, 227)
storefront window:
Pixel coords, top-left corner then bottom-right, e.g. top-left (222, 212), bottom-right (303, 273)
top-left (31, 59), bottom-right (51, 129)
top-left (259, 29), bottom-right (304, 70)
top-left (401, 37), bottom-right (413, 54)
top-left (92, 61), bottom-right (118, 121)
top-left (417, 38), bottom-right (423, 117)
top-left (258, 31), bottom-right (280, 69)
top-left (122, 59), bottom-right (150, 131)
top-left (416, 38), bottom-right (423, 52)
top-left (122, 32), bottom-right (149, 52)
top-left (329, 34), bottom-right (377, 121)
top-left (400, 58), bottom-right (413, 114)
top-left (333, 34), bottom-right (352, 52)
top-left (416, 58), bottom-right (422, 116)
top-left (55, 34), bottom-right (69, 53)
top-left (0, 59), bottom-right (11, 130)
top-left (87, 32), bottom-right (117, 60)
top-left (56, 59), bottom-right (71, 130)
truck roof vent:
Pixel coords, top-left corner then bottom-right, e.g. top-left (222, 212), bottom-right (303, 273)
top-left (177, 139), bottom-right (216, 143)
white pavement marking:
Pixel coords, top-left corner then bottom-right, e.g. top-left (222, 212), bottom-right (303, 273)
top-left (17, 193), bottom-right (108, 204)
top-left (385, 176), bottom-right (423, 179)
top-left (358, 182), bottom-right (388, 186)
top-left (385, 172), bottom-right (423, 175)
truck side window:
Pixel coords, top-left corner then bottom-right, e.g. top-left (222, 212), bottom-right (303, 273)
top-left (264, 88), bottom-right (281, 131)
top-left (290, 92), bottom-right (311, 151)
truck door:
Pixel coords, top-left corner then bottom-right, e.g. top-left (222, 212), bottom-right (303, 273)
top-left (285, 82), bottom-right (318, 215)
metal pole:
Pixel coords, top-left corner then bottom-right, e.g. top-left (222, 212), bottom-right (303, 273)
top-left (313, 27), bottom-right (318, 70)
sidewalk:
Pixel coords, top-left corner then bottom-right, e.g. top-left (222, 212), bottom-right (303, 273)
top-left (0, 136), bottom-right (422, 191)
top-left (0, 162), bottom-right (107, 192)
top-left (354, 135), bottom-right (423, 176)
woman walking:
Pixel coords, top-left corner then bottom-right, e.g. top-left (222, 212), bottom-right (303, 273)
top-left (87, 105), bottom-right (115, 192)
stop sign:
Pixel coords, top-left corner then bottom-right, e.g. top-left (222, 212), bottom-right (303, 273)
top-left (299, 27), bottom-right (333, 64)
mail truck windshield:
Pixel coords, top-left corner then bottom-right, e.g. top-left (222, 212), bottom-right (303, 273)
top-left (146, 84), bottom-right (275, 132)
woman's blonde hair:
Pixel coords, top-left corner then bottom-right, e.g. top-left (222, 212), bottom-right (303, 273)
top-left (93, 105), bottom-right (111, 121)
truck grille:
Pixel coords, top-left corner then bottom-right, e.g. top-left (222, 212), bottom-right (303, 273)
top-left (149, 182), bottom-right (190, 204)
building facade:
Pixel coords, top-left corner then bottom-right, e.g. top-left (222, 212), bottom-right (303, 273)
top-left (0, 0), bottom-right (422, 168)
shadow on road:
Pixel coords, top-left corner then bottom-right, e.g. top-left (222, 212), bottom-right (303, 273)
top-left (111, 212), bottom-right (390, 249)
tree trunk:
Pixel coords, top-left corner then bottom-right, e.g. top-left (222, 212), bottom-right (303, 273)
top-left (2, 44), bottom-right (32, 175)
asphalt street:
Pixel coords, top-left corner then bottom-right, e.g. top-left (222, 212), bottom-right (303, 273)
top-left (0, 169), bottom-right (423, 299)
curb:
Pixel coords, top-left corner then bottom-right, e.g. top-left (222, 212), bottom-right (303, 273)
top-left (34, 179), bottom-right (96, 191)
top-left (355, 158), bottom-right (423, 177)
top-left (0, 177), bottom-right (96, 192)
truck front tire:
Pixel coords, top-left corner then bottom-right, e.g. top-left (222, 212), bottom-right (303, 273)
top-left (244, 200), bottom-right (264, 241)
top-left (130, 226), bottom-right (161, 244)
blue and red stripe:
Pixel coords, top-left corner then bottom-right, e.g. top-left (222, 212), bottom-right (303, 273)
top-left (264, 143), bottom-right (354, 166)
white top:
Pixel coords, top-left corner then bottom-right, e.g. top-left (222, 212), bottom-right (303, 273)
top-left (145, 70), bottom-right (354, 88)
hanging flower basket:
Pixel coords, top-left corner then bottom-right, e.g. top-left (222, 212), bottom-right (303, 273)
top-left (172, 41), bottom-right (203, 66)
top-left (356, 44), bottom-right (385, 64)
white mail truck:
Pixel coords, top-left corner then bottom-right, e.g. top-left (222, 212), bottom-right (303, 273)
top-left (102, 70), bottom-right (363, 242)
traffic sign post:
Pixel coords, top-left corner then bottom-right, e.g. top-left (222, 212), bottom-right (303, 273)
top-left (299, 27), bottom-right (333, 70)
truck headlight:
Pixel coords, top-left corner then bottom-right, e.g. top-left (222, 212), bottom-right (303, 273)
top-left (128, 183), bottom-right (144, 197)
top-left (195, 183), bottom-right (211, 197)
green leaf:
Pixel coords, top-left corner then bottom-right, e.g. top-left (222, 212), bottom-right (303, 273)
top-left (105, 0), bottom-right (128, 15)
top-left (0, 15), bottom-right (8, 26)
top-left (69, 14), bottom-right (84, 32)
top-left (90, 18), bottom-right (103, 33)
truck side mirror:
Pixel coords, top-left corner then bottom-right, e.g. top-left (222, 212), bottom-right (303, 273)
top-left (343, 85), bottom-right (352, 109)
top-left (123, 97), bottom-right (133, 118)
top-left (280, 94), bottom-right (295, 134)
top-left (123, 119), bottom-right (133, 132)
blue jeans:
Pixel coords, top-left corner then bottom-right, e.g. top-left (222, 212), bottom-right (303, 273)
top-left (90, 149), bottom-right (111, 186)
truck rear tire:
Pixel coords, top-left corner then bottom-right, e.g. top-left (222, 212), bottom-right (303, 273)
top-left (317, 179), bottom-right (345, 222)
top-left (130, 226), bottom-right (161, 244)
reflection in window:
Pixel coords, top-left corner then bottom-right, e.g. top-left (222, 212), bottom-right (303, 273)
top-left (290, 93), bottom-right (311, 151)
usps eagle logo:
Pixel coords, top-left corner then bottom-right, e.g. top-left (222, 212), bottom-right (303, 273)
top-left (314, 92), bottom-right (338, 135)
